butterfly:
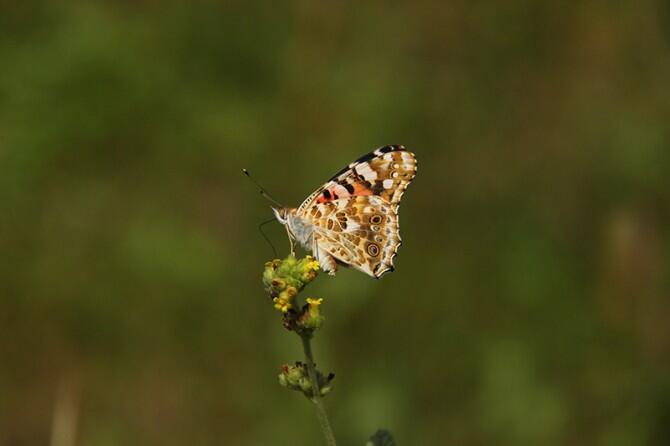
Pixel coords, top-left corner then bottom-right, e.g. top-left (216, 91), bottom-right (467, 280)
top-left (272, 145), bottom-right (417, 278)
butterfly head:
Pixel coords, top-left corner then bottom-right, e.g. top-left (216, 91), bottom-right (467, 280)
top-left (273, 207), bottom-right (310, 248)
top-left (271, 207), bottom-right (290, 225)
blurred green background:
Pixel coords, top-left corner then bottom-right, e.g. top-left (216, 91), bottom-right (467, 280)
top-left (1, 1), bottom-right (670, 445)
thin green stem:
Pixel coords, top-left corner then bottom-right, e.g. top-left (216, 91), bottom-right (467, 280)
top-left (300, 334), bottom-right (337, 446)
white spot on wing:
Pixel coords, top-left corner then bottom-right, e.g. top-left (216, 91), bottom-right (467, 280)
top-left (355, 164), bottom-right (378, 180)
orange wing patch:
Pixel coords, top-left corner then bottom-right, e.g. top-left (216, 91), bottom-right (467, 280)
top-left (315, 182), bottom-right (373, 204)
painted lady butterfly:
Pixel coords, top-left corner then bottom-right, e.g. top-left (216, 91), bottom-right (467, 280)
top-left (273, 145), bottom-right (417, 278)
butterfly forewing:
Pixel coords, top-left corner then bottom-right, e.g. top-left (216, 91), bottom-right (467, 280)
top-left (297, 145), bottom-right (417, 213)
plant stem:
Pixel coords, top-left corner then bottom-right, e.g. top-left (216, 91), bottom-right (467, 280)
top-left (300, 334), bottom-right (337, 446)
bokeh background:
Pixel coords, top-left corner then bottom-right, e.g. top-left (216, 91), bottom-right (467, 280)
top-left (1, 1), bottom-right (670, 445)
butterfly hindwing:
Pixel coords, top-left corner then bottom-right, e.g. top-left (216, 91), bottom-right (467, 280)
top-left (307, 196), bottom-right (400, 278)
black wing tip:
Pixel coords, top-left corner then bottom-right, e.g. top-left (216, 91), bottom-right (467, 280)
top-left (377, 144), bottom-right (406, 154)
top-left (354, 145), bottom-right (407, 167)
top-left (329, 145), bottom-right (410, 181)
top-left (358, 145), bottom-right (409, 163)
top-left (355, 151), bottom-right (377, 164)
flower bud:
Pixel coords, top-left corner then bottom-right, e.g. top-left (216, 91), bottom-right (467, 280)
top-left (298, 297), bottom-right (325, 332)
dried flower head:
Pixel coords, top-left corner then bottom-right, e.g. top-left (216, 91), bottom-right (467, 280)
top-left (278, 362), bottom-right (334, 398)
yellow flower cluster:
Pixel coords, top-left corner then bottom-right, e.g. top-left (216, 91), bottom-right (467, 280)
top-left (273, 297), bottom-right (290, 313)
top-left (273, 286), bottom-right (297, 313)
top-left (263, 255), bottom-right (321, 314)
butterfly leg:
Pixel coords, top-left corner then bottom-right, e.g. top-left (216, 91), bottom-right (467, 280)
top-left (285, 225), bottom-right (296, 256)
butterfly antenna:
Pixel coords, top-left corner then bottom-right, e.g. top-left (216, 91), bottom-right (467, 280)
top-left (258, 218), bottom-right (278, 258)
top-left (242, 169), bottom-right (285, 208)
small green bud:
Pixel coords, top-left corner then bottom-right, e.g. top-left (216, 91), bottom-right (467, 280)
top-left (278, 363), bottom-right (306, 389)
top-left (298, 376), bottom-right (312, 393)
top-left (277, 362), bottom-right (334, 398)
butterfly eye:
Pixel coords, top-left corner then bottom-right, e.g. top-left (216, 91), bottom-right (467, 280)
top-left (367, 243), bottom-right (380, 257)
top-left (370, 215), bottom-right (382, 224)
top-left (374, 235), bottom-right (383, 243)
top-left (371, 225), bottom-right (381, 232)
